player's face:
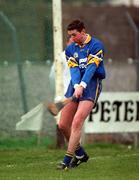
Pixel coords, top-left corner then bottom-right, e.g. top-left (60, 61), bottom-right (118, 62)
top-left (68, 29), bottom-right (85, 44)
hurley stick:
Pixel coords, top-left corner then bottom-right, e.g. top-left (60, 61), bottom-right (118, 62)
top-left (46, 96), bottom-right (75, 116)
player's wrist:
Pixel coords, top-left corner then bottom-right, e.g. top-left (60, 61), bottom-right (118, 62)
top-left (74, 84), bottom-right (80, 89)
top-left (74, 82), bottom-right (87, 89)
top-left (80, 81), bottom-right (87, 88)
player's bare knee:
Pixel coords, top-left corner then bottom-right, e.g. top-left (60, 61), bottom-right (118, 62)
top-left (72, 118), bottom-right (82, 132)
top-left (58, 121), bottom-right (67, 131)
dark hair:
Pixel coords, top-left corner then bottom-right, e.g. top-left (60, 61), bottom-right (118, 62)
top-left (67, 19), bottom-right (85, 32)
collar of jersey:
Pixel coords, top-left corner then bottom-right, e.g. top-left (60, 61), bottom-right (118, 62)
top-left (75, 34), bottom-right (91, 47)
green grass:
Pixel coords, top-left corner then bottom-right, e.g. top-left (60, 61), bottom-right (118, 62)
top-left (0, 143), bottom-right (139, 180)
top-left (0, 136), bottom-right (55, 149)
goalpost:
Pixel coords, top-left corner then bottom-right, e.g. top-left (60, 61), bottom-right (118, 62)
top-left (52, 0), bottom-right (66, 148)
top-left (52, 0), bottom-right (64, 100)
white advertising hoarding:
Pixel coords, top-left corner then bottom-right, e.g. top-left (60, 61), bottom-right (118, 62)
top-left (84, 92), bottom-right (139, 133)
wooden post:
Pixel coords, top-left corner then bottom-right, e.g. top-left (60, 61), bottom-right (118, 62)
top-left (52, 0), bottom-right (65, 148)
top-left (52, 0), bottom-right (63, 98)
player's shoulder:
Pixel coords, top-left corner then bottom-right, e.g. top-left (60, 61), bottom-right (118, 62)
top-left (90, 37), bottom-right (105, 50)
top-left (91, 37), bottom-right (103, 46)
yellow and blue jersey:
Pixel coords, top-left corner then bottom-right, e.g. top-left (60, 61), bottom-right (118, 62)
top-left (65, 34), bottom-right (106, 102)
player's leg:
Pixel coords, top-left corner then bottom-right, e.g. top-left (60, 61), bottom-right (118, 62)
top-left (68, 100), bottom-right (94, 153)
top-left (58, 100), bottom-right (78, 141)
top-left (59, 100), bottom-right (94, 169)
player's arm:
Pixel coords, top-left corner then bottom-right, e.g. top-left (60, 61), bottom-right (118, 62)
top-left (80, 44), bottom-right (104, 88)
top-left (65, 48), bottom-right (81, 88)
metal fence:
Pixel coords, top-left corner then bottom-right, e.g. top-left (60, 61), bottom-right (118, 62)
top-left (103, 58), bottom-right (139, 92)
top-left (0, 61), bottom-right (56, 138)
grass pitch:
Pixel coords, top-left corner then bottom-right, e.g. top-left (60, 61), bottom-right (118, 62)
top-left (0, 143), bottom-right (139, 180)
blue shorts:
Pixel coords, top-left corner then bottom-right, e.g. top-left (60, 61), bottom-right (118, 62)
top-left (65, 78), bottom-right (102, 105)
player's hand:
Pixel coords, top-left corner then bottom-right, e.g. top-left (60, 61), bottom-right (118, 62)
top-left (74, 85), bottom-right (84, 99)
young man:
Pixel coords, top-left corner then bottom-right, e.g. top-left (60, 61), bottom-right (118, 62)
top-left (57, 19), bottom-right (106, 170)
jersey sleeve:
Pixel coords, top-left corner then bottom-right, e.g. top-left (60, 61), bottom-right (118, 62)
top-left (81, 42), bottom-right (104, 87)
top-left (65, 47), bottom-right (81, 87)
